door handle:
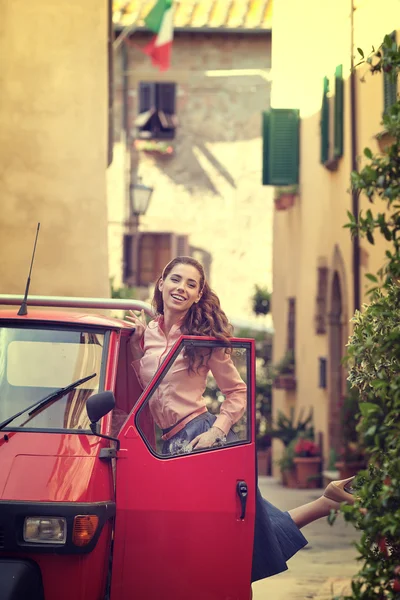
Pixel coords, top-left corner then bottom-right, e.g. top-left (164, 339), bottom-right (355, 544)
top-left (236, 480), bottom-right (248, 520)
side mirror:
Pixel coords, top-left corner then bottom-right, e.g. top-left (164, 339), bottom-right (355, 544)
top-left (86, 391), bottom-right (116, 425)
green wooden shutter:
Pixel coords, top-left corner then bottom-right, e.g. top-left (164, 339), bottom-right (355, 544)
top-left (262, 109), bottom-right (300, 185)
top-left (383, 32), bottom-right (398, 114)
top-left (384, 71), bottom-right (397, 113)
top-left (262, 111), bottom-right (270, 185)
top-left (320, 76), bottom-right (329, 164)
top-left (334, 65), bottom-right (344, 159)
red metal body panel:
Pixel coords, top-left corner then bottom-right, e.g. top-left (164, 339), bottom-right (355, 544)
top-left (0, 323), bottom-right (121, 600)
top-left (0, 307), bottom-right (257, 600)
top-left (0, 309), bottom-right (130, 330)
top-left (0, 432), bottom-right (113, 502)
top-left (6, 523), bottom-right (112, 600)
top-left (111, 336), bottom-right (257, 600)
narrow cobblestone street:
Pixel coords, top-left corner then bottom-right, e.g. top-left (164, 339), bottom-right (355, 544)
top-left (253, 477), bottom-right (360, 600)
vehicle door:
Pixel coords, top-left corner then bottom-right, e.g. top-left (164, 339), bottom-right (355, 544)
top-left (112, 336), bottom-right (256, 600)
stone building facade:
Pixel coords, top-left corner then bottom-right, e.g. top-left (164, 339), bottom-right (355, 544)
top-left (109, 1), bottom-right (273, 325)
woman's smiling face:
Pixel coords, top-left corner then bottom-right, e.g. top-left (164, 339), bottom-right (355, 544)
top-left (159, 263), bottom-right (202, 315)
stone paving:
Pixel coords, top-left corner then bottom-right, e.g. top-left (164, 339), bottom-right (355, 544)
top-left (252, 477), bottom-right (360, 600)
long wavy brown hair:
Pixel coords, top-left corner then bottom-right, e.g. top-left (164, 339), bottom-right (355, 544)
top-left (152, 256), bottom-right (233, 372)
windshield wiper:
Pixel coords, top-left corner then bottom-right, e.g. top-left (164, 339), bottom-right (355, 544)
top-left (0, 373), bottom-right (96, 432)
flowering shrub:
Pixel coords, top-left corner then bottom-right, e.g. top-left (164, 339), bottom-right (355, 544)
top-left (294, 438), bottom-right (320, 457)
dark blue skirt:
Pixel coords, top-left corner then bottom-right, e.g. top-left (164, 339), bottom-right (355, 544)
top-left (162, 412), bottom-right (308, 583)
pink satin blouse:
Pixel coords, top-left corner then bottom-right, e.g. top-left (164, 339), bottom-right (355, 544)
top-left (132, 318), bottom-right (247, 439)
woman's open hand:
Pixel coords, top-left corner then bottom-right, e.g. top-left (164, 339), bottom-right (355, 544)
top-left (124, 310), bottom-right (146, 360)
top-left (188, 426), bottom-right (226, 451)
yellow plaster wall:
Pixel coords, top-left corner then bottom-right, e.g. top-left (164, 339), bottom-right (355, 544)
top-left (271, 0), bottom-right (399, 469)
top-left (0, 0), bottom-right (110, 298)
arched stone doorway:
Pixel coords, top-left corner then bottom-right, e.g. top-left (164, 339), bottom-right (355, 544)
top-left (327, 246), bottom-right (349, 455)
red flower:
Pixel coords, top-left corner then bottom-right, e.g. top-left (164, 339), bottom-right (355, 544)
top-left (294, 439), bottom-right (320, 457)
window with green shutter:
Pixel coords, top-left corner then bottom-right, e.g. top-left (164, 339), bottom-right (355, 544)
top-left (262, 108), bottom-right (300, 186)
top-left (334, 65), bottom-right (344, 159)
top-left (262, 111), bottom-right (270, 186)
top-left (320, 76), bottom-right (330, 164)
top-left (320, 65), bottom-right (344, 168)
top-left (383, 32), bottom-right (398, 114)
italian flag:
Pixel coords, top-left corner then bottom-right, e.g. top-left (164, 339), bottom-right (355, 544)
top-left (142, 0), bottom-right (174, 72)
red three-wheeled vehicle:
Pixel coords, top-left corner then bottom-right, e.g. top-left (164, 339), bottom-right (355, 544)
top-left (0, 295), bottom-right (256, 600)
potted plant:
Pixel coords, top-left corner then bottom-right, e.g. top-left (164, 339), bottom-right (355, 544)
top-left (267, 406), bottom-right (314, 447)
top-left (273, 350), bottom-right (296, 390)
top-left (293, 437), bottom-right (322, 489)
top-left (252, 285), bottom-right (271, 316)
top-left (268, 407), bottom-right (314, 486)
top-left (274, 185), bottom-right (298, 211)
top-left (275, 439), bottom-right (297, 488)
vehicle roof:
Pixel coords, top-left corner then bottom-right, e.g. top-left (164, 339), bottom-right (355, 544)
top-left (0, 309), bottom-right (131, 329)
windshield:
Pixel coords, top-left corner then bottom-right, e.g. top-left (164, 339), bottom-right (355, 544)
top-left (0, 326), bottom-right (106, 431)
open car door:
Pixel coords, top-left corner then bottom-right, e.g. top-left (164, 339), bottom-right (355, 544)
top-left (112, 336), bottom-right (256, 600)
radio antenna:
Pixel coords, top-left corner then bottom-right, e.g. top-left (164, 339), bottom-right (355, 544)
top-left (17, 223), bottom-right (41, 316)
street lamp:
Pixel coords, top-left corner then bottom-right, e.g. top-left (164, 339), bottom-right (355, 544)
top-left (129, 177), bottom-right (154, 217)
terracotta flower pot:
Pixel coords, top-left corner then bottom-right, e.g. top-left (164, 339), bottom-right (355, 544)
top-left (294, 456), bottom-right (322, 489)
top-left (282, 468), bottom-right (297, 488)
top-left (335, 460), bottom-right (365, 480)
top-left (257, 449), bottom-right (271, 476)
top-left (274, 193), bottom-right (296, 211)
top-left (376, 131), bottom-right (396, 153)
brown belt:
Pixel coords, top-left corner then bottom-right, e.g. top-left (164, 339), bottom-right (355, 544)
top-left (161, 406), bottom-right (208, 441)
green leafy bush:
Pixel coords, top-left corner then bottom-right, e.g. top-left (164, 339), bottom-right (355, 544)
top-left (337, 33), bottom-right (400, 599)
top-left (338, 286), bottom-right (400, 599)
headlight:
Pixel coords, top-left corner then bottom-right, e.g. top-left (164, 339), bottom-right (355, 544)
top-left (23, 517), bottom-right (67, 544)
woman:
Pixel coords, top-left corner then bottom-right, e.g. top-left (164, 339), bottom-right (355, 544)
top-left (126, 256), bottom-right (355, 584)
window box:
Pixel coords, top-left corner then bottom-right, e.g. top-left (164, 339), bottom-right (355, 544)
top-left (274, 185), bottom-right (298, 211)
top-left (273, 374), bottom-right (296, 390)
top-left (134, 139), bottom-right (175, 156)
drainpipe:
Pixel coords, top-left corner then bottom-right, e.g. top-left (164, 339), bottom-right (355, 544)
top-left (122, 40), bottom-right (133, 225)
top-left (122, 40), bottom-right (139, 284)
top-left (107, 0), bottom-right (114, 166)
top-left (350, 0), bottom-right (361, 311)
top-left (122, 42), bottom-right (129, 143)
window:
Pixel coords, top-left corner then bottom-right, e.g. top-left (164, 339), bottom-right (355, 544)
top-left (262, 109), bottom-right (300, 186)
top-left (110, 334), bottom-right (144, 437)
top-left (135, 82), bottom-right (177, 140)
top-left (320, 77), bottom-right (330, 164)
top-left (0, 327), bottom-right (105, 431)
top-left (135, 339), bottom-right (251, 457)
top-left (287, 297), bottom-right (296, 353)
top-left (383, 32), bottom-right (398, 114)
top-left (123, 232), bottom-right (189, 287)
top-left (320, 65), bottom-right (344, 168)
top-left (315, 266), bottom-right (329, 334)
